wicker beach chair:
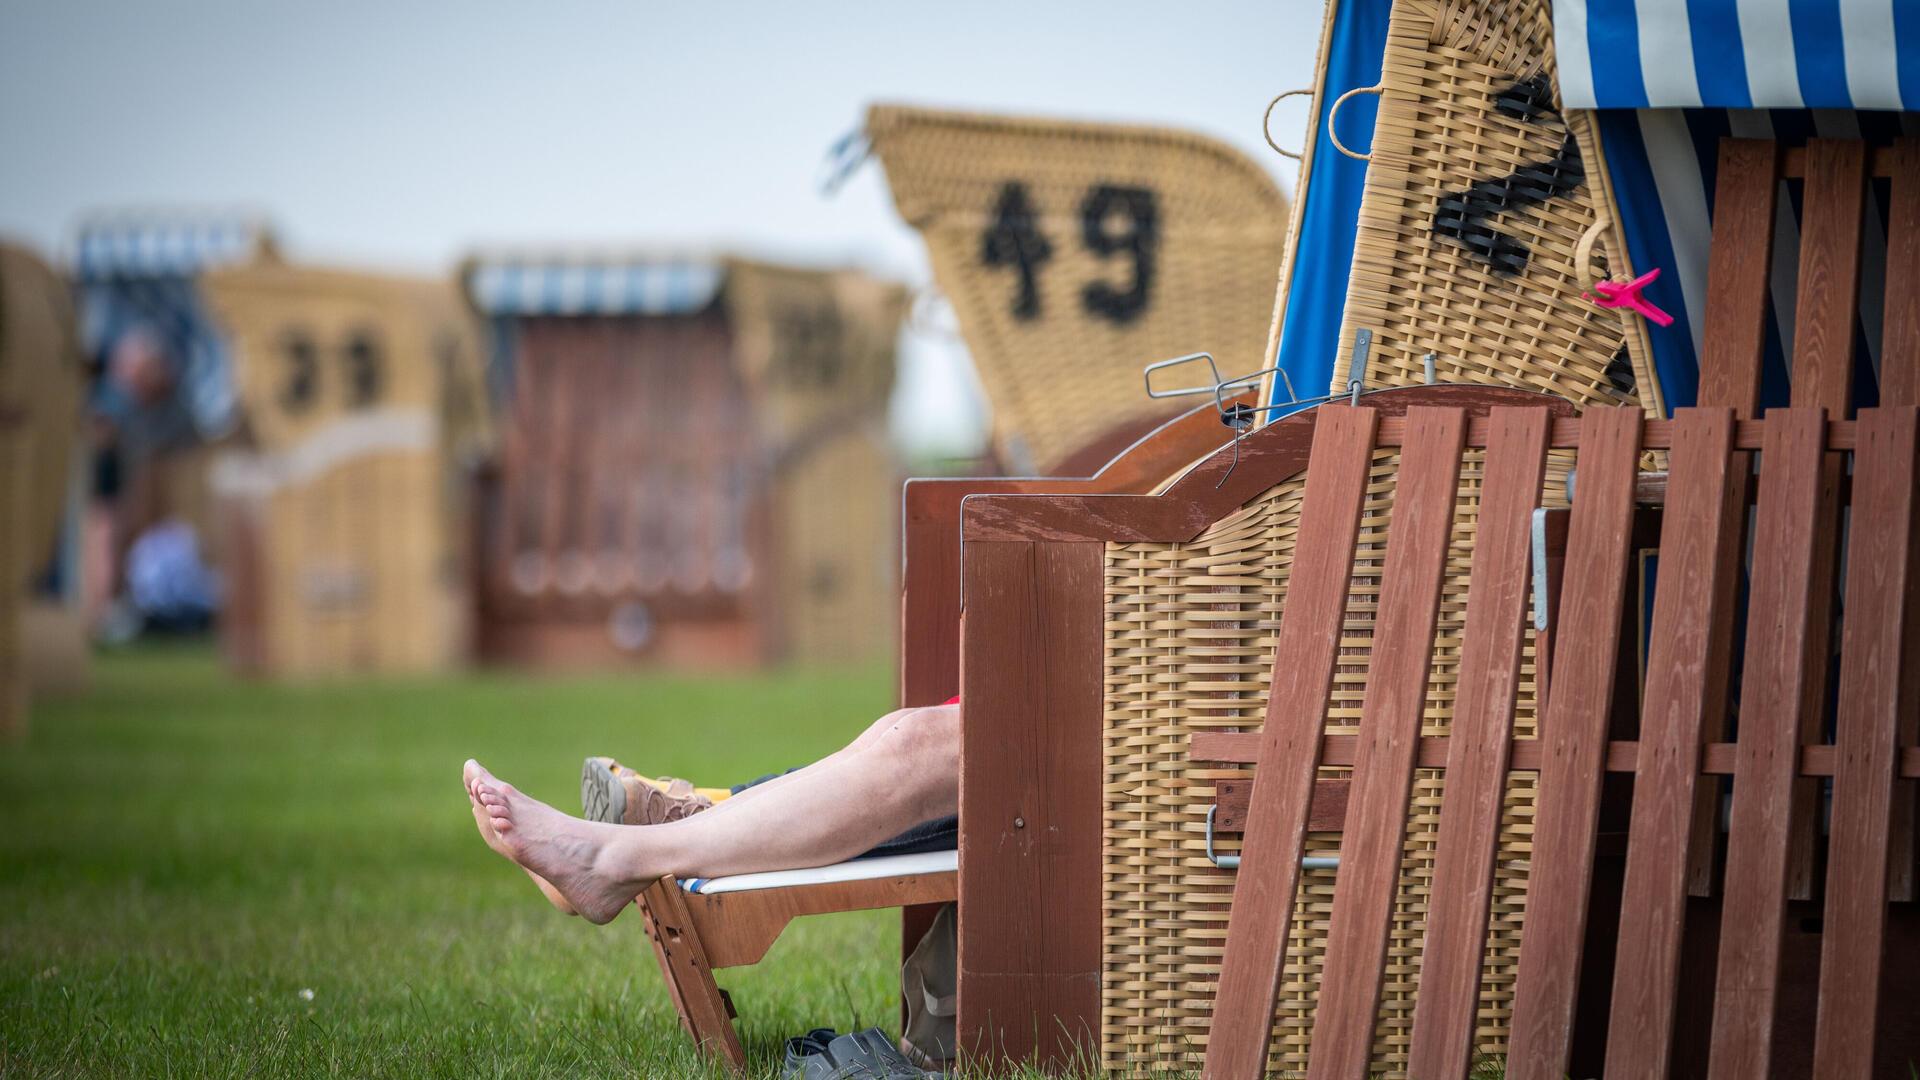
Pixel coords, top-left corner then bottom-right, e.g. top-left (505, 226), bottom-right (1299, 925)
top-left (642, 392), bottom-right (1250, 1071)
top-left (955, 384), bottom-right (1584, 1074)
top-left (203, 265), bottom-right (493, 677)
top-left (1175, 136), bottom-right (1912, 1076)
top-left (866, 105), bottom-right (1289, 475)
top-left (0, 412), bottom-right (26, 737)
top-left (0, 244), bottom-right (84, 738)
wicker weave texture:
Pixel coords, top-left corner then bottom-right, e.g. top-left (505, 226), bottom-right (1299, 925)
top-left (1102, 448), bottom-right (1541, 1076)
top-left (251, 448), bottom-right (465, 676)
top-left (867, 104), bottom-right (1288, 473)
top-left (0, 421), bottom-right (25, 736)
top-left (0, 243), bottom-right (85, 583)
top-left (1323, 0), bottom-right (1658, 417)
top-left (772, 422), bottom-right (898, 664)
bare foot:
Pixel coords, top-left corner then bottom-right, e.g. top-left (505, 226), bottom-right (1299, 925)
top-left (465, 773), bottom-right (578, 916)
top-left (466, 760), bottom-right (651, 925)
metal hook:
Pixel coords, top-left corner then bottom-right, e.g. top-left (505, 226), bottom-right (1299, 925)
top-left (1273, 365), bottom-right (1299, 407)
top-left (1141, 341), bottom-right (1391, 489)
top-left (1143, 352), bottom-right (1224, 400)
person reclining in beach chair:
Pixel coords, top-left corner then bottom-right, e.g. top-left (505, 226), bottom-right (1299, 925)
top-left (462, 700), bottom-right (959, 923)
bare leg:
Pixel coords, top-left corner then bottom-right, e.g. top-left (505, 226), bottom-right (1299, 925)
top-left (705, 707), bottom-right (919, 812)
top-left (466, 704), bottom-right (958, 925)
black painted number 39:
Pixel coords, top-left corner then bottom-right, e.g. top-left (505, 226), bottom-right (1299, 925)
top-left (276, 326), bottom-right (385, 414)
top-left (980, 181), bottom-right (1158, 325)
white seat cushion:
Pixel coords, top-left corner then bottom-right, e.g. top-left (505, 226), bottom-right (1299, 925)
top-left (679, 850), bottom-right (958, 896)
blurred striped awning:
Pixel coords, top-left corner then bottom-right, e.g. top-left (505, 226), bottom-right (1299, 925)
top-left (70, 214), bottom-right (271, 438)
top-left (73, 216), bottom-right (267, 282)
top-left (464, 255), bottom-right (726, 317)
top-left (1554, 0), bottom-right (1919, 110)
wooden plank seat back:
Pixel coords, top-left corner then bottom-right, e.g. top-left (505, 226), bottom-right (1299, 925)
top-left (1191, 405), bottom-right (1918, 1080)
top-left (956, 385), bottom-right (1577, 1074)
top-left (643, 391), bottom-right (1250, 1071)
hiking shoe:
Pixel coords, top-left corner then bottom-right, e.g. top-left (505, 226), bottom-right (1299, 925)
top-left (580, 757), bottom-right (715, 825)
top-left (781, 1026), bottom-right (938, 1079)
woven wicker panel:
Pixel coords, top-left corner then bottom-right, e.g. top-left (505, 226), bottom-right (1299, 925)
top-left (722, 258), bottom-right (904, 448)
top-left (1102, 447), bottom-right (1541, 1077)
top-left (246, 447), bottom-right (465, 677)
top-left (1325, 0), bottom-right (1659, 417)
top-left (867, 104), bottom-right (1288, 473)
top-left (0, 243), bottom-right (85, 580)
top-left (0, 420), bottom-right (25, 735)
top-left (773, 422), bottom-right (898, 664)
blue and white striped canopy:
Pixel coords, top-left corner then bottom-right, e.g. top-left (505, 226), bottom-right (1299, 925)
top-left (73, 217), bottom-right (264, 282)
top-left (464, 255), bottom-right (725, 317)
top-left (1554, 0), bottom-right (1920, 110)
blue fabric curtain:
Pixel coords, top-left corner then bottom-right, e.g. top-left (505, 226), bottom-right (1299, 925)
top-left (1265, 0), bottom-right (1392, 417)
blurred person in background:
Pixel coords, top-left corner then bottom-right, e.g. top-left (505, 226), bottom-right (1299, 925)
top-left (85, 326), bottom-right (211, 640)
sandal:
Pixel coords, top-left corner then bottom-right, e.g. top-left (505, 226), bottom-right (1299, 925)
top-left (580, 757), bottom-right (715, 825)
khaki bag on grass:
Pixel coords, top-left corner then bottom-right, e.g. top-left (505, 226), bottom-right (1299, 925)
top-left (899, 902), bottom-right (956, 1068)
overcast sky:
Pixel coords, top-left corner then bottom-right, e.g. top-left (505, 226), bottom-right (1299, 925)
top-left (0, 1), bottom-right (1321, 453)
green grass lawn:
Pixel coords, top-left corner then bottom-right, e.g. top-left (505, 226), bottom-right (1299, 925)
top-left (0, 645), bottom-right (927, 1078)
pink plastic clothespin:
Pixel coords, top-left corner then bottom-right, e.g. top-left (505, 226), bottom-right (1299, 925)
top-left (1586, 267), bottom-right (1675, 327)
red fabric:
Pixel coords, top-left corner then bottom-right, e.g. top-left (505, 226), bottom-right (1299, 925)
top-left (944, 695), bottom-right (960, 705)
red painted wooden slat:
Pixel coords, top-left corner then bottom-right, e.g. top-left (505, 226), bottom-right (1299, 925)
top-left (1602, 408), bottom-right (1738, 1080)
top-left (1706, 407), bottom-right (1829, 1080)
top-left (1789, 139), bottom-right (1868, 416)
top-left (1689, 138), bottom-right (1774, 891)
top-left (957, 540), bottom-right (1105, 1068)
top-left (1504, 407), bottom-right (1644, 1080)
top-left (1881, 139), bottom-right (1920, 408)
top-left (1201, 406), bottom-right (1380, 1080)
top-left (1689, 138), bottom-right (1781, 895)
top-left (1786, 140), bottom-right (1870, 899)
top-left (1696, 138), bottom-right (1781, 417)
top-left (1405, 407), bottom-right (1551, 1079)
top-left (1878, 139), bottom-right (1920, 902)
top-left (1305, 407), bottom-right (1467, 1080)
top-left (1811, 406), bottom-right (1920, 1077)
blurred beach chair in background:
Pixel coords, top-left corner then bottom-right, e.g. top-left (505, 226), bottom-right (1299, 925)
top-left (203, 263), bottom-right (494, 677)
top-left (0, 243), bottom-right (86, 738)
top-left (462, 255), bottom-right (906, 671)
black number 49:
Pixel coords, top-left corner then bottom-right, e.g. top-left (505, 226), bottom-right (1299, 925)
top-left (980, 181), bottom-right (1158, 325)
